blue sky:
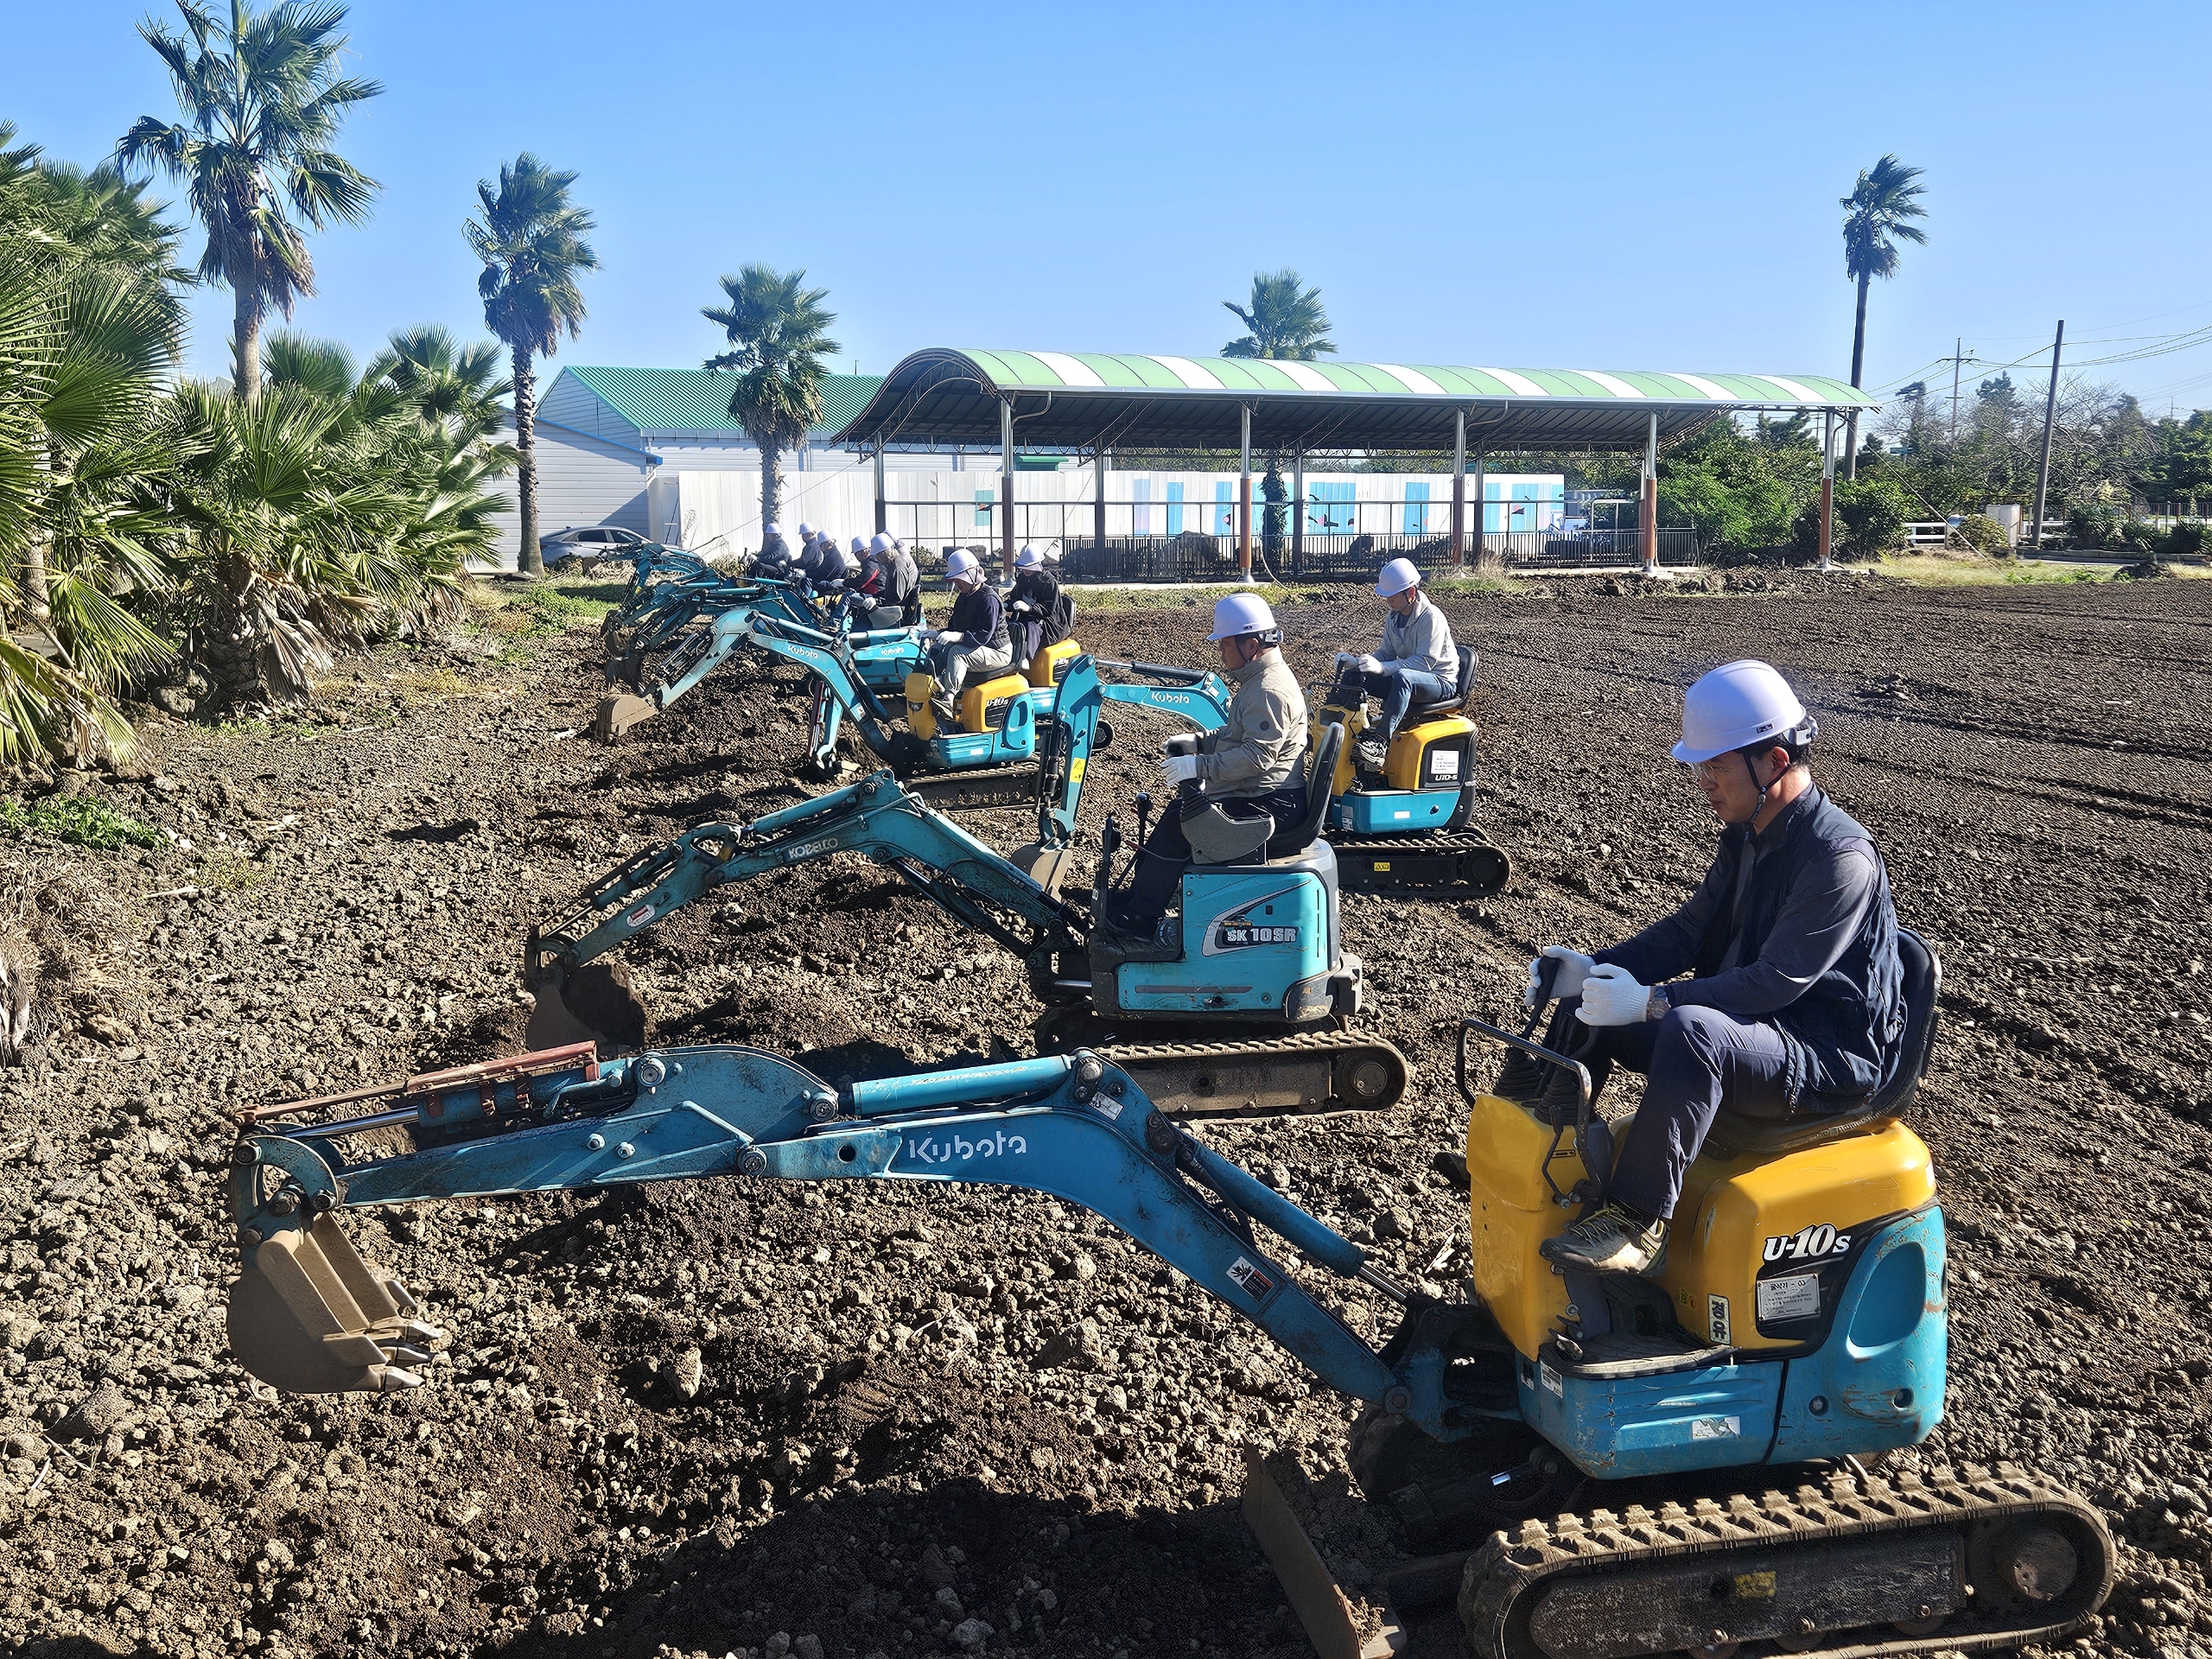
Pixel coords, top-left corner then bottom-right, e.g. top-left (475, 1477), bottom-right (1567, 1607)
top-left (8, 0), bottom-right (2211, 416)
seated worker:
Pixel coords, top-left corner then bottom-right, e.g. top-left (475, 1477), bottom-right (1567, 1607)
top-left (1332, 557), bottom-right (1460, 773)
top-left (751, 521), bottom-right (796, 580)
top-left (1104, 594), bottom-right (1309, 942)
top-left (841, 536), bottom-right (904, 630)
top-left (1526, 659), bottom-right (1906, 1277)
top-left (801, 525), bottom-right (848, 593)
top-left (1007, 545), bottom-right (1074, 671)
top-left (871, 534), bottom-right (922, 626)
top-left (921, 550), bottom-right (1012, 724)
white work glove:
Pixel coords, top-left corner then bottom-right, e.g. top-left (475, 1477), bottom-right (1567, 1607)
top-left (1160, 753), bottom-right (1200, 788)
top-left (1525, 945), bottom-right (1594, 1009)
top-left (1333, 651), bottom-right (1357, 670)
top-left (1356, 653), bottom-right (1382, 673)
top-left (1012, 599), bottom-right (1035, 615)
top-left (938, 631), bottom-right (966, 649)
top-left (1578, 963), bottom-right (1654, 1027)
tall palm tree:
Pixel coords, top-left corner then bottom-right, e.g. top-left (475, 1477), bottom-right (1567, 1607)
top-left (1840, 155), bottom-right (1928, 478)
top-left (117, 0), bottom-right (381, 404)
top-left (702, 264), bottom-right (839, 537)
top-left (467, 154), bottom-right (596, 577)
top-left (1221, 270), bottom-right (1335, 359)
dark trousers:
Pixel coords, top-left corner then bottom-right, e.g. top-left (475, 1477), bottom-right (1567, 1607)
top-left (1566, 1001), bottom-right (1794, 1221)
top-left (1344, 664), bottom-right (1448, 743)
top-left (1118, 784), bottom-right (1310, 928)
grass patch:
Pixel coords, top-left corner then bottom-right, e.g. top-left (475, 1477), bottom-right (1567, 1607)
top-left (0, 793), bottom-right (163, 851)
top-left (385, 666), bottom-right (475, 701)
top-left (506, 581), bottom-right (621, 634)
top-left (194, 849), bottom-right (269, 891)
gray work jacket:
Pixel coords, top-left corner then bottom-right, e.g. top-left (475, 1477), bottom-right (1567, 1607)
top-left (1196, 650), bottom-right (1308, 799)
top-left (1377, 593), bottom-right (1459, 681)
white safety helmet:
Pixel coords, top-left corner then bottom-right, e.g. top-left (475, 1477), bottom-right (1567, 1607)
top-left (765, 521), bottom-right (782, 538)
top-left (1014, 544), bottom-right (1043, 570)
top-left (850, 535), bottom-right (868, 555)
top-left (1207, 592), bottom-right (1281, 644)
top-left (1375, 556), bottom-right (1422, 599)
top-left (798, 520), bottom-right (817, 540)
top-left (1673, 660), bottom-right (1817, 764)
top-left (869, 532), bottom-right (893, 555)
top-left (891, 536), bottom-right (907, 552)
top-left (944, 549), bottom-right (982, 584)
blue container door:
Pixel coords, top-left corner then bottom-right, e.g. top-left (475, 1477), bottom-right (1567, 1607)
top-left (1402, 482), bottom-right (1430, 537)
top-left (1214, 482), bottom-right (1234, 536)
top-left (1166, 482), bottom-right (1184, 536)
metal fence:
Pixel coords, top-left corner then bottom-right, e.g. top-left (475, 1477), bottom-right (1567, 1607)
top-left (1042, 528), bottom-right (1700, 584)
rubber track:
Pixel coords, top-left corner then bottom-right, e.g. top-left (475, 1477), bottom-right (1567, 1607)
top-left (1458, 1463), bottom-right (2113, 1659)
top-left (1091, 1027), bottom-right (1411, 1116)
top-left (1335, 831), bottom-right (1513, 895)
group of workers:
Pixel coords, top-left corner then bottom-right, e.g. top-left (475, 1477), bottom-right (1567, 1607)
top-left (751, 521), bottom-right (923, 632)
top-left (1095, 558), bottom-right (1906, 1282)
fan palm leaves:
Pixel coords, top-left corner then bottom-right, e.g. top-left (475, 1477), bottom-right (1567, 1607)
top-left (702, 264), bottom-right (839, 536)
top-left (1221, 270), bottom-right (1335, 360)
top-left (467, 155), bottom-right (597, 576)
top-left (118, 0), bottom-right (382, 401)
top-left (1840, 156), bottom-right (1929, 478)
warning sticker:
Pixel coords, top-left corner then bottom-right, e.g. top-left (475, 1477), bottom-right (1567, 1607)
top-left (1707, 1294), bottom-right (1731, 1345)
top-left (1690, 1415), bottom-right (1741, 1440)
top-left (1757, 1273), bottom-right (1821, 1323)
top-left (1088, 1096), bottom-right (1124, 1121)
top-left (1539, 1363), bottom-right (1563, 1397)
top-left (1225, 1255), bottom-right (1276, 1301)
top-left (1429, 749), bottom-right (1461, 780)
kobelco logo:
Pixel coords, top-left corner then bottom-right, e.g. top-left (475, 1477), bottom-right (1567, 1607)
top-left (785, 836), bottom-right (840, 863)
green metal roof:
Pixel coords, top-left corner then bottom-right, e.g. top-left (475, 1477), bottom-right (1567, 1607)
top-left (567, 366), bottom-right (885, 439)
top-left (837, 349), bottom-right (1879, 454)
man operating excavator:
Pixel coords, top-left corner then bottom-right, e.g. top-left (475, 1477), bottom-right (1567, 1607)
top-left (1103, 593), bottom-right (1310, 944)
top-left (1528, 658), bottom-right (1907, 1277)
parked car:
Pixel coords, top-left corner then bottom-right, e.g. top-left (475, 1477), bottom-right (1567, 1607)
top-left (539, 526), bottom-right (647, 561)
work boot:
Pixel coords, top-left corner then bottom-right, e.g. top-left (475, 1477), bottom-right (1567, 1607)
top-left (930, 696), bottom-right (959, 729)
top-left (1538, 1203), bottom-right (1668, 1277)
top-left (1355, 738), bottom-right (1389, 775)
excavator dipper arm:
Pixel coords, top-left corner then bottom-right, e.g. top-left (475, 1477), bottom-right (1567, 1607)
top-left (231, 1046), bottom-right (1409, 1412)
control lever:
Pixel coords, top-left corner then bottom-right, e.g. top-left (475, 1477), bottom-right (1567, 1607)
top-left (1134, 789), bottom-right (1153, 849)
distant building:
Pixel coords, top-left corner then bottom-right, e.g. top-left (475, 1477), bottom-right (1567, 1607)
top-left (487, 366), bottom-right (892, 567)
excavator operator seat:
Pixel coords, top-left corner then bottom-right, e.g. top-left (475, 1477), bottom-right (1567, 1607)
top-left (1702, 929), bottom-right (1942, 1160)
top-left (1185, 725), bottom-right (1340, 867)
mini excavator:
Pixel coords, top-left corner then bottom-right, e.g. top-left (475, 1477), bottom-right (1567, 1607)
top-left (1309, 653), bottom-right (1510, 895)
top-left (226, 940), bottom-right (2113, 1659)
top-left (594, 571), bottom-right (845, 741)
top-left (523, 715), bottom-right (1408, 1117)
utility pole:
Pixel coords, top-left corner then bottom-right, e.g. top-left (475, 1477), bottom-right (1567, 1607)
top-left (2031, 321), bottom-right (2065, 552)
top-left (1949, 338), bottom-right (1963, 445)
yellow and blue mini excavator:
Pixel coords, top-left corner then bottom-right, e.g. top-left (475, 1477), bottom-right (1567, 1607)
top-left (226, 938), bottom-right (2112, 1659)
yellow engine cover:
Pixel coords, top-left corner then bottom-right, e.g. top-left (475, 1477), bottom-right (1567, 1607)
top-left (1312, 698), bottom-right (1366, 798)
top-left (1029, 639), bottom-right (1082, 689)
top-left (962, 671), bottom-right (1032, 734)
top-left (903, 671), bottom-right (940, 741)
top-left (1386, 713), bottom-right (1477, 792)
top-left (1465, 1090), bottom-right (1936, 1361)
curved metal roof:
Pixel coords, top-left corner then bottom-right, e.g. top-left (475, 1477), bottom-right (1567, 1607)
top-left (836, 348), bottom-right (1878, 454)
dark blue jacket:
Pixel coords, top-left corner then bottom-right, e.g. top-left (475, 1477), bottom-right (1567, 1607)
top-left (1599, 787), bottom-right (1905, 1107)
top-left (944, 583), bottom-right (1010, 652)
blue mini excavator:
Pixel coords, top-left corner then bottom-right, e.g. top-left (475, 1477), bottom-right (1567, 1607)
top-left (225, 943), bottom-right (2112, 1659)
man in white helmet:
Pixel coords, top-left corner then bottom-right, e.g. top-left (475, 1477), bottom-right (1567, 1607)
top-left (922, 550), bottom-right (1012, 723)
top-left (753, 521), bottom-right (796, 580)
top-left (1106, 593), bottom-right (1311, 939)
top-left (839, 535), bottom-right (902, 630)
top-left (1332, 556), bottom-right (1461, 772)
top-left (1525, 659), bottom-right (1906, 1277)
top-left (872, 532), bottom-right (922, 626)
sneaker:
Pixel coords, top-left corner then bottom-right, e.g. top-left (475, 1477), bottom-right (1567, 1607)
top-left (929, 696), bottom-right (959, 728)
top-left (1354, 738), bottom-right (1389, 773)
top-left (1537, 1203), bottom-right (1668, 1276)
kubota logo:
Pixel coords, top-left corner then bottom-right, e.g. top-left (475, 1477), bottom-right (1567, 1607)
top-left (1764, 1224), bottom-right (1853, 1263)
top-left (906, 1128), bottom-right (1028, 1165)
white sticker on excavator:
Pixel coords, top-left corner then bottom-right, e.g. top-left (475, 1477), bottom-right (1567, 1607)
top-left (1707, 1294), bottom-right (1731, 1344)
top-left (1088, 1096), bottom-right (1124, 1121)
top-left (1226, 1256), bottom-right (1276, 1300)
top-left (1540, 1363), bottom-right (1562, 1396)
top-left (1758, 1273), bottom-right (1821, 1322)
top-left (1690, 1415), bottom-right (1741, 1440)
top-left (1429, 749), bottom-right (1460, 779)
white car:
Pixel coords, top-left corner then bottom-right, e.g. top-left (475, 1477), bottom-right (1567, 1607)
top-left (540, 526), bottom-right (646, 559)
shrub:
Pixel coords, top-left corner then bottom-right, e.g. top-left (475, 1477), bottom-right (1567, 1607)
top-left (2118, 518), bottom-right (2162, 553)
top-left (2166, 520), bottom-right (2208, 557)
top-left (2068, 503), bottom-right (2120, 549)
top-left (0, 794), bottom-right (163, 851)
top-left (1948, 513), bottom-right (2011, 556)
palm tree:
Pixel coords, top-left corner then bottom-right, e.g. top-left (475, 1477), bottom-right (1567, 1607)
top-left (467, 155), bottom-right (596, 577)
top-left (702, 264), bottom-right (839, 537)
top-left (117, 0), bottom-right (381, 404)
top-left (1221, 270), bottom-right (1335, 359)
top-left (1840, 156), bottom-right (1928, 479)
top-left (368, 323), bottom-right (510, 446)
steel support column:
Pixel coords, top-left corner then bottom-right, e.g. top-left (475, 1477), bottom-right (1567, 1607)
top-left (1094, 444), bottom-right (1108, 554)
top-left (1000, 397), bottom-right (1016, 577)
top-left (1818, 411), bottom-right (1835, 572)
top-left (873, 442), bottom-right (887, 536)
top-left (1291, 451), bottom-right (1305, 576)
top-left (1238, 405), bottom-right (1253, 578)
top-left (1641, 411), bottom-right (1660, 575)
top-left (1450, 409), bottom-right (1467, 573)
top-left (1471, 454), bottom-right (1486, 566)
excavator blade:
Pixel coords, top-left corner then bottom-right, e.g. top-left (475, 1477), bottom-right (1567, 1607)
top-left (228, 1213), bottom-right (444, 1395)
top-left (594, 692), bottom-right (659, 742)
top-left (524, 962), bottom-right (649, 1055)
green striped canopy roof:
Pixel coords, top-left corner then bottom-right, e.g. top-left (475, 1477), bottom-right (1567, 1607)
top-left (836, 348), bottom-right (1878, 454)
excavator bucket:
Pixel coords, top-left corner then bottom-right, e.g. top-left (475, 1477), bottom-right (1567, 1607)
top-left (228, 1211), bottom-right (442, 1394)
top-left (593, 691), bottom-right (659, 742)
top-left (524, 960), bottom-right (649, 1054)
top-left (1007, 839), bottom-right (1079, 896)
